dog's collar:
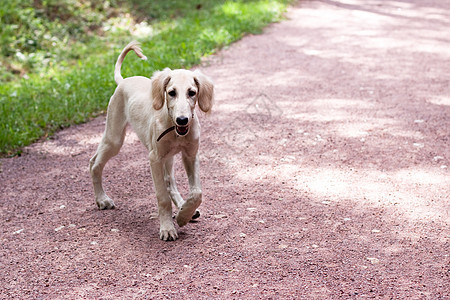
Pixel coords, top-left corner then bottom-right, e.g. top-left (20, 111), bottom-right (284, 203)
top-left (157, 126), bottom-right (176, 142)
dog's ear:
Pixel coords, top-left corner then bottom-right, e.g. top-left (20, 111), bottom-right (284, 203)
top-left (151, 68), bottom-right (171, 110)
top-left (194, 70), bottom-right (214, 113)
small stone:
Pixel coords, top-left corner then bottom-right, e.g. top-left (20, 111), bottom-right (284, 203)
top-left (312, 244), bottom-right (319, 248)
top-left (239, 233), bottom-right (247, 238)
top-left (371, 229), bottom-right (381, 233)
top-left (54, 225), bottom-right (65, 232)
top-left (59, 205), bottom-right (66, 209)
top-left (111, 228), bottom-right (119, 232)
top-left (367, 257), bottom-right (379, 264)
top-left (90, 241), bottom-right (98, 245)
top-left (278, 138), bottom-right (288, 145)
top-left (322, 201), bottom-right (331, 205)
top-left (213, 214), bottom-right (227, 219)
top-left (258, 220), bottom-right (265, 224)
top-left (343, 218), bottom-right (351, 221)
top-left (13, 229), bottom-right (24, 234)
top-left (278, 244), bottom-right (288, 249)
top-left (280, 155), bottom-right (296, 163)
top-left (433, 156), bottom-right (444, 161)
top-left (413, 143), bottom-right (424, 148)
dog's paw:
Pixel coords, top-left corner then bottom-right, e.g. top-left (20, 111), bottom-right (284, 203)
top-left (176, 200), bottom-right (201, 227)
top-left (176, 212), bottom-right (191, 227)
top-left (160, 227), bottom-right (178, 241)
top-left (96, 195), bottom-right (115, 210)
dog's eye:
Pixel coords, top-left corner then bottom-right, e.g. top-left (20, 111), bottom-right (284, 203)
top-left (168, 90), bottom-right (176, 97)
top-left (188, 90), bottom-right (196, 97)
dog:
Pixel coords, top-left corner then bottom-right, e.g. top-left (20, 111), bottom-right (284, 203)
top-left (89, 41), bottom-right (214, 241)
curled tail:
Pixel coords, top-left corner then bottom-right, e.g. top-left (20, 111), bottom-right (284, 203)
top-left (114, 41), bottom-right (147, 85)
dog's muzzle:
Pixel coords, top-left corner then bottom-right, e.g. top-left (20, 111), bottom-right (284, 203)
top-left (176, 125), bottom-right (189, 136)
top-left (175, 116), bottom-right (189, 136)
top-left (157, 115), bottom-right (192, 142)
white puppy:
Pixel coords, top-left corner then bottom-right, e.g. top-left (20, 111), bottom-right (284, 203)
top-left (89, 41), bottom-right (214, 241)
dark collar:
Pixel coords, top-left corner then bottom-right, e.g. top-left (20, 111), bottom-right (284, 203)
top-left (156, 126), bottom-right (175, 142)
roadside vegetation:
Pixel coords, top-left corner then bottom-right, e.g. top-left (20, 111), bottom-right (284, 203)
top-left (0, 0), bottom-right (293, 155)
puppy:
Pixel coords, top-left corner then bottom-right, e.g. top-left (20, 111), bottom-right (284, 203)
top-left (89, 41), bottom-right (214, 241)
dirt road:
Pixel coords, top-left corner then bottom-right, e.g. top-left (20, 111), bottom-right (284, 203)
top-left (1, 0), bottom-right (449, 298)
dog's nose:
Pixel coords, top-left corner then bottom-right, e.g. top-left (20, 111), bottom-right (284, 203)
top-left (176, 116), bottom-right (189, 126)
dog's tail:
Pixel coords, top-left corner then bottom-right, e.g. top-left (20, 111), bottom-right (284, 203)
top-left (114, 41), bottom-right (147, 85)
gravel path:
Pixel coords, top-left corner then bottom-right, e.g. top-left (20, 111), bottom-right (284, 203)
top-left (1, 0), bottom-right (449, 298)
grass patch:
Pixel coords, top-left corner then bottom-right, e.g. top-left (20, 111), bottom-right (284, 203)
top-left (0, 0), bottom-right (293, 155)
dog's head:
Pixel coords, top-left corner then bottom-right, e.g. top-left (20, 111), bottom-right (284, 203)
top-left (151, 68), bottom-right (214, 136)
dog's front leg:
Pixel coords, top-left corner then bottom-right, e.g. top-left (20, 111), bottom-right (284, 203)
top-left (177, 153), bottom-right (202, 227)
top-left (150, 159), bottom-right (178, 241)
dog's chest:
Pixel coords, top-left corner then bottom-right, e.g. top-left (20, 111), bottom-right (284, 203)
top-left (156, 136), bottom-right (196, 159)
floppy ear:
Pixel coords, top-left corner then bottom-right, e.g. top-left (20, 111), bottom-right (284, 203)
top-left (194, 69), bottom-right (214, 113)
top-left (151, 68), bottom-right (171, 110)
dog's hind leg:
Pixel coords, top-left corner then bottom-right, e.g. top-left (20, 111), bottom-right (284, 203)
top-left (89, 93), bottom-right (127, 209)
top-left (164, 157), bottom-right (201, 221)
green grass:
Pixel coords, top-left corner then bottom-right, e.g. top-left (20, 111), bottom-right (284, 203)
top-left (0, 0), bottom-right (293, 155)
